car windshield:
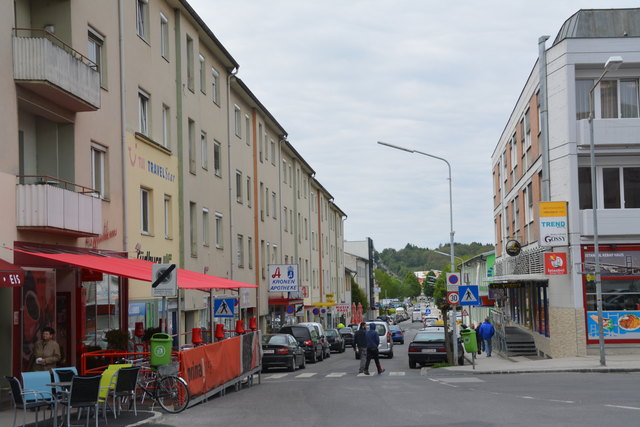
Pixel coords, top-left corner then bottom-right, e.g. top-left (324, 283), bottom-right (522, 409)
top-left (414, 332), bottom-right (445, 343)
top-left (339, 327), bottom-right (353, 334)
top-left (263, 335), bottom-right (289, 346)
top-left (326, 330), bottom-right (338, 337)
top-left (390, 325), bottom-right (401, 331)
top-left (282, 327), bottom-right (310, 340)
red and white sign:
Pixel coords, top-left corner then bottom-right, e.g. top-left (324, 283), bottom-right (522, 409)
top-left (447, 292), bottom-right (459, 305)
top-left (301, 286), bottom-right (309, 298)
top-left (544, 253), bottom-right (567, 275)
top-left (461, 309), bottom-right (468, 316)
top-left (335, 303), bottom-right (350, 313)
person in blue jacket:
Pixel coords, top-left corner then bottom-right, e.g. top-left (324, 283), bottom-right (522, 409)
top-left (478, 317), bottom-right (496, 357)
top-left (363, 323), bottom-right (385, 375)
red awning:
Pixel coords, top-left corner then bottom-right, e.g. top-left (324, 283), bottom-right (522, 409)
top-left (9, 248), bottom-right (256, 290)
top-left (0, 258), bottom-right (24, 287)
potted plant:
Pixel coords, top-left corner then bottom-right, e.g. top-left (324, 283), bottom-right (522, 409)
top-left (142, 327), bottom-right (162, 343)
top-left (104, 329), bottom-right (130, 351)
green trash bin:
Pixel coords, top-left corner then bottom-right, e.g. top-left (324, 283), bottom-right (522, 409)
top-left (150, 333), bottom-right (172, 366)
top-left (460, 329), bottom-right (478, 353)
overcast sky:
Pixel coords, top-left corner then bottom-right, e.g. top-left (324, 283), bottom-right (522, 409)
top-left (189, 0), bottom-right (638, 251)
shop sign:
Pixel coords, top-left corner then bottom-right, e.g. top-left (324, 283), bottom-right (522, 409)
top-left (505, 240), bottom-right (522, 256)
top-left (301, 286), bottom-right (309, 298)
top-left (268, 264), bottom-right (299, 292)
top-left (544, 253), bottom-right (567, 275)
top-left (587, 311), bottom-right (640, 340)
top-left (539, 202), bottom-right (568, 247)
top-left (335, 303), bottom-right (350, 313)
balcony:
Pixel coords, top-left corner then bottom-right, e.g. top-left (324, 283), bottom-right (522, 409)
top-left (16, 176), bottom-right (102, 237)
top-left (581, 209), bottom-right (640, 236)
top-left (12, 28), bottom-right (100, 112)
top-left (577, 118), bottom-right (640, 148)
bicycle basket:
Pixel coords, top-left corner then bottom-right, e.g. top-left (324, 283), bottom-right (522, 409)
top-left (157, 362), bottom-right (180, 377)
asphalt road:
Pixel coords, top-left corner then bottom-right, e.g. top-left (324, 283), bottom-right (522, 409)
top-left (149, 321), bottom-right (640, 427)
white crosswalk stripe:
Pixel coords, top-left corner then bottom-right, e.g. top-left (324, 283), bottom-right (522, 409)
top-left (264, 370), bottom-right (414, 380)
top-left (325, 372), bottom-right (347, 378)
top-left (295, 373), bottom-right (316, 378)
top-left (388, 371), bottom-right (405, 376)
top-left (264, 373), bottom-right (288, 380)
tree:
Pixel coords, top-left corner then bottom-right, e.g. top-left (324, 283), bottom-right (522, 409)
top-left (351, 277), bottom-right (368, 312)
top-left (423, 271), bottom-right (437, 296)
top-left (403, 272), bottom-right (422, 298)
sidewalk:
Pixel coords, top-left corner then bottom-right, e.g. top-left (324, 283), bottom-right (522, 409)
top-left (0, 406), bottom-right (161, 427)
top-left (443, 351), bottom-right (640, 374)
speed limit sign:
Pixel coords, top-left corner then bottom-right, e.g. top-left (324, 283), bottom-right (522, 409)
top-left (447, 291), bottom-right (459, 305)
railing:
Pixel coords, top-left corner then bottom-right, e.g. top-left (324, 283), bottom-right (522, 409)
top-left (13, 27), bottom-right (97, 70)
top-left (17, 175), bottom-right (99, 196)
top-left (494, 246), bottom-right (546, 277)
top-left (491, 310), bottom-right (509, 354)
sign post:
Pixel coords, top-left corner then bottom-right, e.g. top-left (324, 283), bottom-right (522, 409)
top-left (152, 264), bottom-right (177, 333)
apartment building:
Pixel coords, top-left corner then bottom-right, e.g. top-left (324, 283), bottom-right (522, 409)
top-left (490, 8), bottom-right (640, 358)
top-left (0, 0), bottom-right (348, 378)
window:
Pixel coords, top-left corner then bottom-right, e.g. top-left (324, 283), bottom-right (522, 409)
top-left (234, 106), bottom-right (241, 137)
top-left (201, 132), bottom-right (208, 170)
top-left (578, 167), bottom-right (593, 209)
top-left (162, 105), bottom-right (170, 148)
top-left (160, 13), bottom-right (169, 59)
top-left (289, 164), bottom-right (292, 188)
top-left (215, 212), bottom-right (223, 248)
top-left (199, 54), bottom-right (206, 94)
top-left (526, 183), bottom-right (533, 223)
top-left (136, 0), bottom-right (149, 39)
top-left (141, 188), bottom-right (151, 234)
top-left (248, 237), bottom-right (253, 269)
top-left (138, 89), bottom-right (149, 136)
top-left (87, 28), bottom-right (106, 88)
top-left (271, 140), bottom-right (276, 165)
top-left (501, 151), bottom-right (507, 182)
top-left (510, 135), bottom-right (517, 170)
top-left (620, 80), bottom-right (640, 118)
top-left (237, 234), bottom-right (244, 268)
top-left (246, 176), bottom-right (252, 207)
top-left (258, 123), bottom-right (263, 162)
top-left (202, 208), bottom-right (209, 246)
top-left (265, 187), bottom-right (270, 217)
top-left (260, 182), bottom-right (264, 221)
top-left (91, 143), bottom-right (107, 198)
top-left (236, 171), bottom-right (243, 203)
top-left (580, 166), bottom-right (640, 210)
top-left (265, 137), bottom-right (269, 162)
top-left (601, 80), bottom-right (618, 119)
top-left (186, 36), bottom-right (194, 91)
top-left (164, 195), bottom-right (172, 239)
top-left (576, 79), bottom-right (594, 120)
top-left (272, 245), bottom-right (278, 264)
top-left (304, 218), bottom-right (308, 240)
top-left (600, 79), bottom-right (640, 119)
top-left (188, 119), bottom-right (196, 174)
top-left (245, 116), bottom-right (251, 146)
top-left (513, 196), bottom-right (520, 235)
top-left (603, 168), bottom-right (620, 208)
top-left (211, 68), bottom-right (220, 105)
top-left (524, 109), bottom-right (531, 149)
top-left (282, 160), bottom-right (287, 183)
top-left (284, 207), bottom-right (288, 231)
top-left (213, 140), bottom-right (221, 177)
top-left (272, 192), bottom-right (277, 219)
top-left (260, 240), bottom-right (265, 279)
top-left (190, 202), bottom-right (197, 256)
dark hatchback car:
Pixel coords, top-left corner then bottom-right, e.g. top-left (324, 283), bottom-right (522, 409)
top-left (408, 331), bottom-right (464, 368)
top-left (338, 327), bottom-right (355, 348)
top-left (389, 325), bottom-right (405, 345)
top-left (262, 334), bottom-right (306, 372)
top-left (278, 325), bottom-right (324, 363)
top-left (325, 329), bottom-right (345, 353)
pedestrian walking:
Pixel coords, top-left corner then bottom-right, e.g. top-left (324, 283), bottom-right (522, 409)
top-left (363, 323), bottom-right (385, 375)
top-left (354, 322), bottom-right (368, 374)
top-left (478, 317), bottom-right (495, 357)
top-left (473, 322), bottom-right (482, 354)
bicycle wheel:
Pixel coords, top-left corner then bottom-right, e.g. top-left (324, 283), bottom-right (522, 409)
top-left (157, 376), bottom-right (190, 413)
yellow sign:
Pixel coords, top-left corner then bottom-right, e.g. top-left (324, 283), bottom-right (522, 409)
top-left (313, 302), bottom-right (336, 307)
top-left (539, 201), bottom-right (567, 217)
top-left (325, 294), bottom-right (334, 298)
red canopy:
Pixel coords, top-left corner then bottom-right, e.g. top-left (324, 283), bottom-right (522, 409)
top-left (9, 248), bottom-right (256, 290)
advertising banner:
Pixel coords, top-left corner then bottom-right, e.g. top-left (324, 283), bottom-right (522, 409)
top-left (539, 202), bottom-right (568, 247)
top-left (268, 264), bottom-right (299, 292)
top-left (587, 311), bottom-right (640, 340)
top-left (544, 253), bottom-right (568, 275)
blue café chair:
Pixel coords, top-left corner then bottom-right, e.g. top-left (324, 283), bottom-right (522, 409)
top-left (5, 376), bottom-right (55, 427)
top-left (21, 371), bottom-right (55, 402)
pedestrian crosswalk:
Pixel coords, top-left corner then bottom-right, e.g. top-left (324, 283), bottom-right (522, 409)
top-left (263, 371), bottom-right (407, 380)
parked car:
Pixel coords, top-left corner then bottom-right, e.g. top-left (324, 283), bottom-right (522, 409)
top-left (338, 327), bottom-right (355, 348)
top-left (389, 324), bottom-right (405, 345)
top-left (423, 316), bottom-right (439, 327)
top-left (325, 329), bottom-right (346, 353)
top-left (299, 322), bottom-right (331, 359)
top-left (261, 333), bottom-right (306, 372)
top-left (356, 320), bottom-right (394, 359)
top-left (278, 325), bottom-right (323, 363)
top-left (408, 330), bottom-right (464, 368)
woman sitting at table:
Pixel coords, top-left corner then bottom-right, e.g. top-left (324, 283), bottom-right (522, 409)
top-left (31, 326), bottom-right (61, 372)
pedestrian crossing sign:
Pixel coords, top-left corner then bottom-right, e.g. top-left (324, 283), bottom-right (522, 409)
top-left (214, 298), bottom-right (235, 318)
top-left (458, 285), bottom-right (480, 306)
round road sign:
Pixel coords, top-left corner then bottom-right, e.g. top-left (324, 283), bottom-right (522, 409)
top-left (285, 305), bottom-right (295, 314)
top-left (447, 292), bottom-right (459, 305)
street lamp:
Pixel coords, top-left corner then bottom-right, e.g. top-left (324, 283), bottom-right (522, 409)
top-left (589, 56), bottom-right (623, 367)
top-left (377, 140), bottom-right (458, 364)
top-left (433, 250), bottom-right (463, 268)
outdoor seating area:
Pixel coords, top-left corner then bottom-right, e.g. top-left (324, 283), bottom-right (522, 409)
top-left (4, 365), bottom-right (144, 427)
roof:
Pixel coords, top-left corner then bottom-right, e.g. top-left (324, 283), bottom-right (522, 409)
top-left (553, 8), bottom-right (640, 46)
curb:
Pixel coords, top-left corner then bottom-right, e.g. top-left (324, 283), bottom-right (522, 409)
top-left (442, 367), bottom-right (640, 375)
top-left (126, 411), bottom-right (163, 427)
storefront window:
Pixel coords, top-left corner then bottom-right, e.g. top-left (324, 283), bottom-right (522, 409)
top-left (82, 274), bottom-right (121, 349)
top-left (585, 278), bottom-right (640, 311)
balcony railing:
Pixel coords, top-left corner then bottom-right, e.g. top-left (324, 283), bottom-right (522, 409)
top-left (12, 28), bottom-right (100, 111)
top-left (16, 175), bottom-right (102, 237)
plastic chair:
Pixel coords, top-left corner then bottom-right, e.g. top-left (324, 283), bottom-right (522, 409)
top-left (5, 376), bottom-right (55, 427)
top-left (107, 367), bottom-right (140, 418)
top-left (58, 375), bottom-right (102, 427)
top-left (51, 367), bottom-right (78, 383)
top-left (21, 371), bottom-right (54, 402)
top-left (98, 364), bottom-right (130, 421)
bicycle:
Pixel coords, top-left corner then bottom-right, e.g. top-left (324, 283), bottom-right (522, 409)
top-left (119, 358), bottom-right (190, 413)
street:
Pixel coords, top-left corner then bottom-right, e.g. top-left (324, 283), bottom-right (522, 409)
top-left (149, 321), bottom-right (640, 427)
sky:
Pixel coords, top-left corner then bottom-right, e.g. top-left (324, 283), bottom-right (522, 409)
top-left (189, 0), bottom-right (638, 251)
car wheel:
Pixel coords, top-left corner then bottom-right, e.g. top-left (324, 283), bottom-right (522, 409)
top-left (288, 357), bottom-right (296, 372)
top-left (387, 351), bottom-right (394, 359)
top-left (325, 348), bottom-right (331, 358)
top-left (299, 355), bottom-right (306, 369)
top-left (310, 350), bottom-right (317, 363)
top-left (318, 349), bottom-right (324, 361)
top-left (400, 340), bottom-right (404, 345)
top-left (409, 360), bottom-right (416, 369)
top-left (341, 343), bottom-right (346, 353)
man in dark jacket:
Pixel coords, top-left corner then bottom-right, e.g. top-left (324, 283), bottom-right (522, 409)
top-left (478, 317), bottom-right (496, 357)
top-left (364, 323), bottom-right (385, 375)
top-left (354, 322), bottom-right (368, 373)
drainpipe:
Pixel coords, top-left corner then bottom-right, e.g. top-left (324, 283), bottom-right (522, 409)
top-left (226, 67), bottom-right (239, 281)
top-left (118, 0), bottom-right (127, 252)
top-left (278, 137), bottom-right (286, 262)
top-left (538, 35), bottom-right (550, 201)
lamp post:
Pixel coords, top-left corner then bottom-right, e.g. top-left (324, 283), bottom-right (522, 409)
top-left (377, 141), bottom-right (457, 364)
top-left (588, 56), bottom-right (623, 367)
top-left (433, 250), bottom-right (463, 268)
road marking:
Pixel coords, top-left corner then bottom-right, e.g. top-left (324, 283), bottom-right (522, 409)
top-left (295, 373), bottom-right (316, 378)
top-left (548, 399), bottom-right (574, 404)
top-left (326, 372), bottom-right (346, 378)
top-left (264, 373), bottom-right (288, 380)
top-left (436, 377), bottom-right (485, 383)
top-left (388, 372), bottom-right (405, 376)
top-left (605, 404), bottom-right (640, 411)
top-left (521, 396), bottom-right (535, 399)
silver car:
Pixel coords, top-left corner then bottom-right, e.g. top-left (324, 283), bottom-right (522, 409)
top-left (363, 320), bottom-right (394, 358)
